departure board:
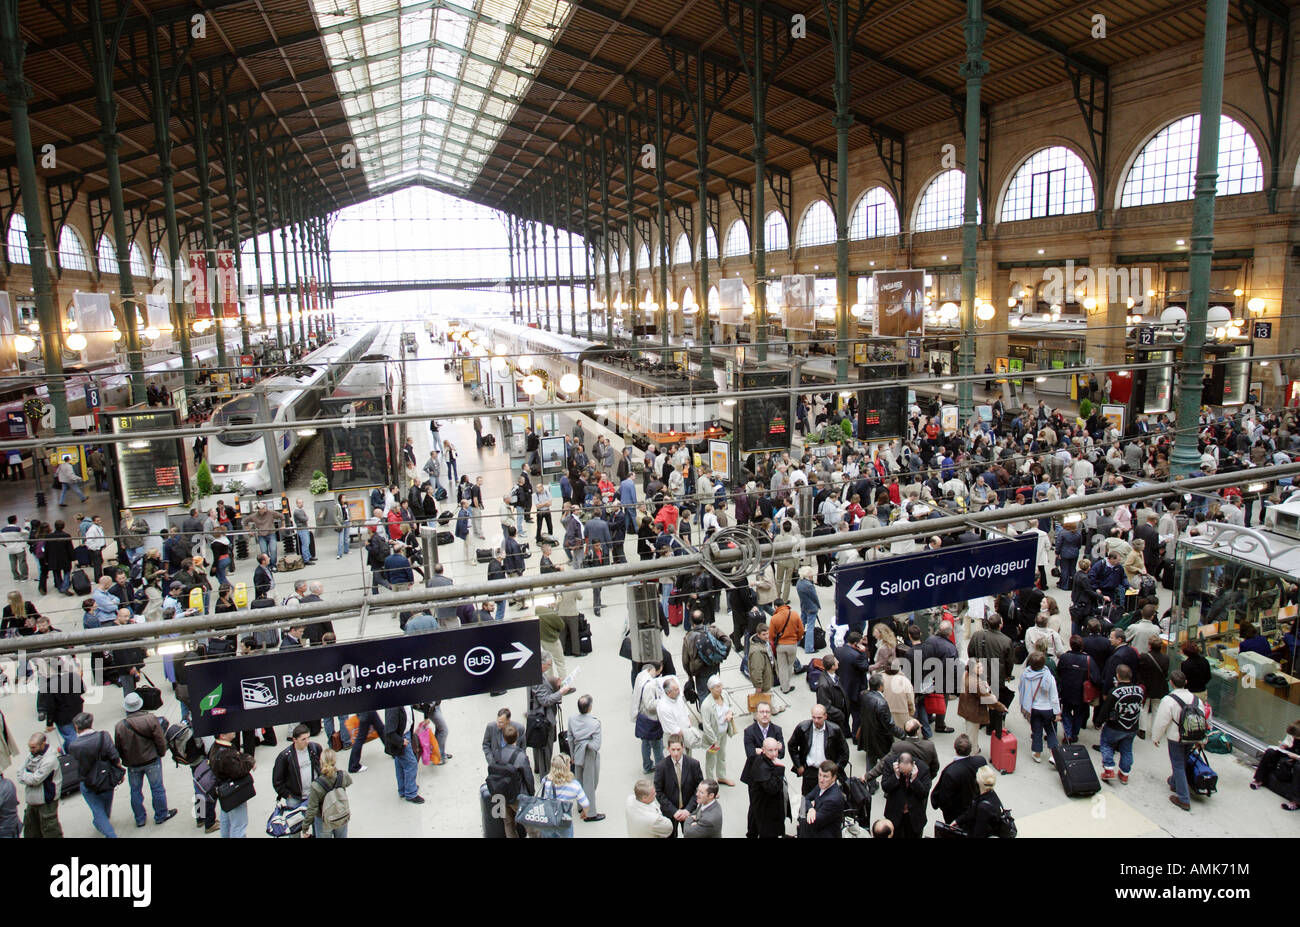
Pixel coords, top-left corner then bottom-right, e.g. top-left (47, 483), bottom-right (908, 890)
top-left (108, 410), bottom-right (186, 508)
top-left (739, 370), bottom-right (792, 453)
top-left (856, 363), bottom-right (907, 442)
top-left (321, 397), bottom-right (392, 491)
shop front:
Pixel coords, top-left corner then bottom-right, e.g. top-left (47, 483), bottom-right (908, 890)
top-left (1170, 519), bottom-right (1300, 752)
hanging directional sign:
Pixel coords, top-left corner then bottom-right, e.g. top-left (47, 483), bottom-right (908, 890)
top-left (834, 536), bottom-right (1037, 624)
top-left (184, 619), bottom-right (541, 736)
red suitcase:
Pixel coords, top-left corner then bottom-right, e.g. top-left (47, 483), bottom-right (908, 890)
top-left (668, 603), bottom-right (683, 626)
top-left (989, 729), bottom-right (1017, 774)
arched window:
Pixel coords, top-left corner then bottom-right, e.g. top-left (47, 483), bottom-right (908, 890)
top-left (723, 220), bottom-right (750, 258)
top-left (1001, 147), bottom-right (1095, 221)
top-left (763, 210), bottom-right (788, 253)
top-left (621, 249), bottom-right (630, 273)
top-left (6, 213), bottom-right (29, 264)
top-left (129, 242), bottom-right (150, 278)
top-left (1120, 114), bottom-right (1263, 207)
top-left (796, 200), bottom-right (835, 248)
top-left (97, 235), bottom-right (118, 275)
top-left (674, 232), bottom-right (692, 266)
top-left (610, 250), bottom-right (621, 276)
top-left (636, 244), bottom-right (650, 270)
top-left (848, 187), bottom-right (901, 239)
top-left (154, 246), bottom-right (169, 279)
top-left (681, 286), bottom-right (695, 309)
top-left (913, 169), bottom-right (980, 232)
top-left (58, 226), bottom-right (90, 272)
top-left (707, 285), bottom-right (720, 312)
top-left (703, 227), bottom-right (718, 261)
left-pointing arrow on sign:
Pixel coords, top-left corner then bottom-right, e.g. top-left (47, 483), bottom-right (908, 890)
top-left (503, 641), bottom-right (534, 670)
top-left (846, 580), bottom-right (874, 607)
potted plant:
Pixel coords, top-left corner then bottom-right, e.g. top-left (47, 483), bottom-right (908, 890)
top-left (309, 469), bottom-right (329, 495)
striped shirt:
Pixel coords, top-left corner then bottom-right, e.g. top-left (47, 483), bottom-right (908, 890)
top-left (541, 776), bottom-right (589, 810)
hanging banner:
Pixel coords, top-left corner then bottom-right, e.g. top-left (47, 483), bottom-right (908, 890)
top-left (873, 269), bottom-right (925, 338)
top-left (309, 277), bottom-right (320, 311)
top-left (0, 292), bottom-right (16, 376)
top-left (215, 249), bottom-right (238, 319)
top-left (144, 294), bottom-right (173, 350)
top-left (718, 278), bottom-right (746, 326)
top-left (781, 274), bottom-right (816, 332)
top-left (188, 251), bottom-right (211, 319)
top-left (72, 291), bottom-right (116, 364)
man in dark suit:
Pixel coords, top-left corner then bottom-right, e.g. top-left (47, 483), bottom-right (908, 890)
top-left (742, 701), bottom-right (784, 760)
top-left (858, 674), bottom-right (907, 766)
top-left (742, 735), bottom-right (790, 838)
top-left (815, 654), bottom-right (850, 729)
top-left (253, 553), bottom-right (274, 600)
top-left (881, 751), bottom-right (930, 839)
top-left (653, 733), bottom-right (702, 837)
top-left (481, 708), bottom-right (526, 765)
top-left (833, 631), bottom-right (873, 736)
top-left (503, 527), bottom-right (526, 608)
top-left (864, 720), bottom-right (940, 783)
top-left (929, 734), bottom-right (988, 824)
top-left (787, 704), bottom-right (851, 796)
top-left (799, 761), bottom-right (848, 838)
top-left (1133, 513), bottom-right (1162, 576)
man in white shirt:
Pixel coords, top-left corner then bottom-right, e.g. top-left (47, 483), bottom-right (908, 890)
top-left (83, 514), bottom-right (107, 580)
top-left (1071, 453), bottom-right (1094, 485)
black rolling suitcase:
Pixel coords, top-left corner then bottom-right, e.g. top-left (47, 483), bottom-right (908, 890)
top-left (480, 783), bottom-right (507, 838)
top-left (1052, 744), bottom-right (1101, 797)
top-left (1160, 559), bottom-right (1176, 591)
top-left (69, 568), bottom-right (92, 596)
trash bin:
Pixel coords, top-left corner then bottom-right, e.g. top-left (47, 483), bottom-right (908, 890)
top-left (480, 784), bottom-right (507, 839)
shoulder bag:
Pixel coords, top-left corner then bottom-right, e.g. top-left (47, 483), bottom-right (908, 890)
top-left (515, 778), bottom-right (573, 831)
top-left (85, 732), bottom-right (126, 793)
top-left (216, 773), bottom-right (256, 811)
top-left (634, 679), bottom-right (663, 740)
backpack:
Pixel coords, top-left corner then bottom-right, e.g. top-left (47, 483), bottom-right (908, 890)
top-left (697, 627), bottom-right (729, 666)
top-left (315, 775), bottom-right (351, 829)
top-left (486, 756), bottom-right (524, 802)
top-left (166, 721), bottom-right (205, 767)
top-left (1175, 694), bottom-right (1208, 743)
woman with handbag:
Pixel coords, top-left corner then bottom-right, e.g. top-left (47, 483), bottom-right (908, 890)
top-left (526, 755), bottom-right (591, 838)
top-left (700, 676), bottom-right (736, 786)
top-left (957, 662), bottom-right (1004, 756)
top-left (208, 731), bottom-right (256, 838)
top-left (1056, 635), bottom-right (1099, 745)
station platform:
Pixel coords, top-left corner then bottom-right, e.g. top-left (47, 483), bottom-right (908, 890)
top-left (0, 336), bottom-right (1284, 839)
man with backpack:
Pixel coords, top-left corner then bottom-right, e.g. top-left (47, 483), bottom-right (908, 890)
top-left (1098, 664), bottom-right (1145, 784)
top-left (1151, 669), bottom-right (1210, 812)
top-left (66, 712), bottom-right (124, 838)
top-left (682, 619), bottom-right (732, 708)
top-left (485, 723), bottom-right (533, 838)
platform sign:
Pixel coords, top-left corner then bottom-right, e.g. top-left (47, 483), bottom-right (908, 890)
top-left (834, 536), bottom-right (1037, 624)
top-left (85, 384), bottom-right (101, 410)
top-left (106, 409), bottom-right (186, 508)
top-left (1253, 321), bottom-right (1272, 340)
top-left (185, 619), bottom-right (542, 736)
top-left (907, 337), bottom-right (921, 359)
top-left (1137, 326), bottom-right (1156, 346)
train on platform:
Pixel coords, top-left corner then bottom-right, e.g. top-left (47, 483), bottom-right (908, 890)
top-left (480, 320), bottom-right (723, 448)
top-left (320, 327), bottom-right (406, 494)
top-left (206, 326), bottom-right (379, 493)
top-left (0, 333), bottom-right (247, 438)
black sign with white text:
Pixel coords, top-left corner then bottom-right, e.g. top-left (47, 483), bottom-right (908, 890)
top-left (184, 619), bottom-right (542, 736)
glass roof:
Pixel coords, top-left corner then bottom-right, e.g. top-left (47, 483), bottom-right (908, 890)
top-left (311, 0), bottom-right (572, 193)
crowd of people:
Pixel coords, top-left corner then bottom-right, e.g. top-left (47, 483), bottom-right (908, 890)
top-left (2, 378), bottom-right (1298, 837)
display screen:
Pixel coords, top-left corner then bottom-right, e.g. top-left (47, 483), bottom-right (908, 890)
top-left (110, 410), bottom-right (186, 508)
top-left (856, 362), bottom-right (906, 442)
top-left (1140, 349), bottom-right (1173, 415)
top-left (739, 370), bottom-right (791, 453)
top-left (321, 397), bottom-right (391, 491)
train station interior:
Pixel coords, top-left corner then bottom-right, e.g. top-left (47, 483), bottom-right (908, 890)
top-left (1, 0), bottom-right (1299, 848)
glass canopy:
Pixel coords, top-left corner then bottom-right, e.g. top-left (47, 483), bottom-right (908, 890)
top-left (311, 0), bottom-right (572, 194)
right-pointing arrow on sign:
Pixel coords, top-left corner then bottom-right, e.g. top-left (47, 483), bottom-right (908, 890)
top-left (846, 580), bottom-right (874, 607)
top-left (503, 641), bottom-right (534, 670)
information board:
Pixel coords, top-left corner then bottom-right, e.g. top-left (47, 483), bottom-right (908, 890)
top-left (321, 397), bottom-right (390, 491)
top-left (856, 362), bottom-right (907, 442)
top-left (107, 409), bottom-right (187, 508)
top-left (738, 369), bottom-right (791, 453)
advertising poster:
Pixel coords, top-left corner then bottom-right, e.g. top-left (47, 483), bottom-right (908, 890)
top-left (1101, 403), bottom-right (1126, 435)
top-left (72, 291), bottom-right (116, 364)
top-left (873, 269), bottom-right (925, 337)
top-left (708, 438), bottom-right (731, 481)
top-left (718, 278), bottom-right (746, 326)
top-left (0, 292), bottom-right (16, 375)
top-left (540, 435), bottom-right (567, 475)
top-left (188, 251), bottom-right (211, 319)
top-left (853, 342), bottom-right (869, 366)
top-left (215, 249), bottom-right (238, 319)
top-left (781, 274), bottom-right (816, 332)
